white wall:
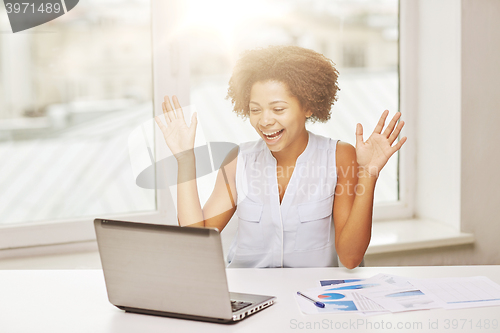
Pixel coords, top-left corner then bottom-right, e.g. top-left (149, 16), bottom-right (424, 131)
top-left (459, 0), bottom-right (500, 264)
top-left (367, 0), bottom-right (500, 266)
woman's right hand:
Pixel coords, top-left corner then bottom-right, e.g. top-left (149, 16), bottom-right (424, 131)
top-left (155, 95), bottom-right (197, 160)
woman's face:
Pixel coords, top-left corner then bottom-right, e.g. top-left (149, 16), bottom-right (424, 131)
top-left (249, 80), bottom-right (312, 154)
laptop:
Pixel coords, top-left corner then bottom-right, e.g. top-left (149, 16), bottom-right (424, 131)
top-left (94, 218), bottom-right (276, 323)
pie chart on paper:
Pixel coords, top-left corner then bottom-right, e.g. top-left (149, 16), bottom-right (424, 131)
top-left (317, 293), bottom-right (345, 300)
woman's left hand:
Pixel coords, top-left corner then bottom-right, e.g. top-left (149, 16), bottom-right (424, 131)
top-left (355, 110), bottom-right (407, 178)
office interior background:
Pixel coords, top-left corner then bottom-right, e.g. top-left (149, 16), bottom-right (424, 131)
top-left (0, 0), bottom-right (499, 269)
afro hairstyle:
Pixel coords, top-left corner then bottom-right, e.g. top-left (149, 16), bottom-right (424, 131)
top-left (226, 45), bottom-right (340, 122)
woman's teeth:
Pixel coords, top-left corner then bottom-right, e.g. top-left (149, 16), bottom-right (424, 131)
top-left (263, 129), bottom-right (284, 140)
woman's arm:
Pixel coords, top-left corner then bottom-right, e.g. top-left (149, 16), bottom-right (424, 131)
top-left (155, 96), bottom-right (237, 231)
top-left (333, 111), bottom-right (406, 269)
top-left (333, 143), bottom-right (375, 269)
top-left (198, 147), bottom-right (238, 230)
top-left (176, 148), bottom-right (237, 230)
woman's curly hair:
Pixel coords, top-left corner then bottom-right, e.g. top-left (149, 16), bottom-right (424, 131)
top-left (226, 45), bottom-right (340, 123)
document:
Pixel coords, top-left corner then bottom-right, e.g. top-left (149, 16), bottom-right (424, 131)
top-left (355, 274), bottom-right (441, 313)
top-left (411, 276), bottom-right (500, 309)
top-left (296, 274), bottom-right (500, 316)
top-left (296, 280), bottom-right (386, 315)
top-left (319, 278), bottom-right (365, 287)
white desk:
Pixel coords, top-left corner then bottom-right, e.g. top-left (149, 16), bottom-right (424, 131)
top-left (1, 266), bottom-right (500, 333)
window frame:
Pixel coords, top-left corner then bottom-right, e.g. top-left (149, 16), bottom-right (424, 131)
top-left (372, 0), bottom-right (416, 221)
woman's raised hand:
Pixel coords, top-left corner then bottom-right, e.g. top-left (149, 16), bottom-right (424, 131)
top-left (155, 95), bottom-right (197, 159)
top-left (355, 110), bottom-right (407, 178)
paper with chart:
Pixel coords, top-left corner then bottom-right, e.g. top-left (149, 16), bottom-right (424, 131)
top-left (296, 279), bottom-right (386, 315)
top-left (298, 273), bottom-right (500, 315)
top-left (355, 274), bottom-right (442, 313)
top-left (319, 278), bottom-right (365, 287)
top-left (410, 276), bottom-right (500, 309)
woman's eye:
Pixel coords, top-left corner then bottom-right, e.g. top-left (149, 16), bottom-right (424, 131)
top-left (250, 109), bottom-right (260, 113)
top-left (274, 108), bottom-right (285, 112)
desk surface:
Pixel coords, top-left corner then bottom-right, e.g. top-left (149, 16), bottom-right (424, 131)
top-left (2, 266), bottom-right (500, 333)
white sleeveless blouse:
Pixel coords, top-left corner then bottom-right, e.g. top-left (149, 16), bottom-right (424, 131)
top-left (226, 131), bottom-right (339, 268)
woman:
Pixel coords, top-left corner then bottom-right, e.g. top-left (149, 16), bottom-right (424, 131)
top-left (155, 45), bottom-right (406, 269)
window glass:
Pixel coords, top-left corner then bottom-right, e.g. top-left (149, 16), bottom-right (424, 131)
top-left (0, 0), bottom-right (155, 225)
top-left (178, 0), bottom-right (399, 203)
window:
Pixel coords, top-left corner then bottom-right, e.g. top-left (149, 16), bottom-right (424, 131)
top-left (0, 0), bottom-right (409, 252)
top-left (0, 0), bottom-right (159, 249)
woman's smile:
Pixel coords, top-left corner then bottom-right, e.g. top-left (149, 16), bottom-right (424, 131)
top-left (260, 128), bottom-right (285, 144)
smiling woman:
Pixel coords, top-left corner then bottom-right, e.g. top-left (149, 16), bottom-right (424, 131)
top-left (155, 45), bottom-right (406, 269)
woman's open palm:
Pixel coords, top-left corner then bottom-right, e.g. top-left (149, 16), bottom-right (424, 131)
top-left (155, 95), bottom-right (197, 159)
top-left (355, 110), bottom-right (407, 177)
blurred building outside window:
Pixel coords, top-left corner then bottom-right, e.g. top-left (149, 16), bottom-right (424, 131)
top-left (0, 0), bottom-right (155, 228)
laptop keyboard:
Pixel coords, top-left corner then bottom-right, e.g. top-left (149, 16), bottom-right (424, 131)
top-left (231, 300), bottom-right (252, 312)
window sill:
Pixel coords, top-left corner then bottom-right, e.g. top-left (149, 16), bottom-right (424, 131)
top-left (1, 219), bottom-right (475, 263)
top-left (367, 219), bottom-right (475, 255)
top-left (0, 240), bottom-right (98, 261)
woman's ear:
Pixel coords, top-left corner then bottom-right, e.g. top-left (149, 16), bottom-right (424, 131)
top-left (305, 110), bottom-right (313, 118)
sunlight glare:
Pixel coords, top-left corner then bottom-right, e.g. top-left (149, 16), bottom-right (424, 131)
top-left (182, 0), bottom-right (277, 42)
